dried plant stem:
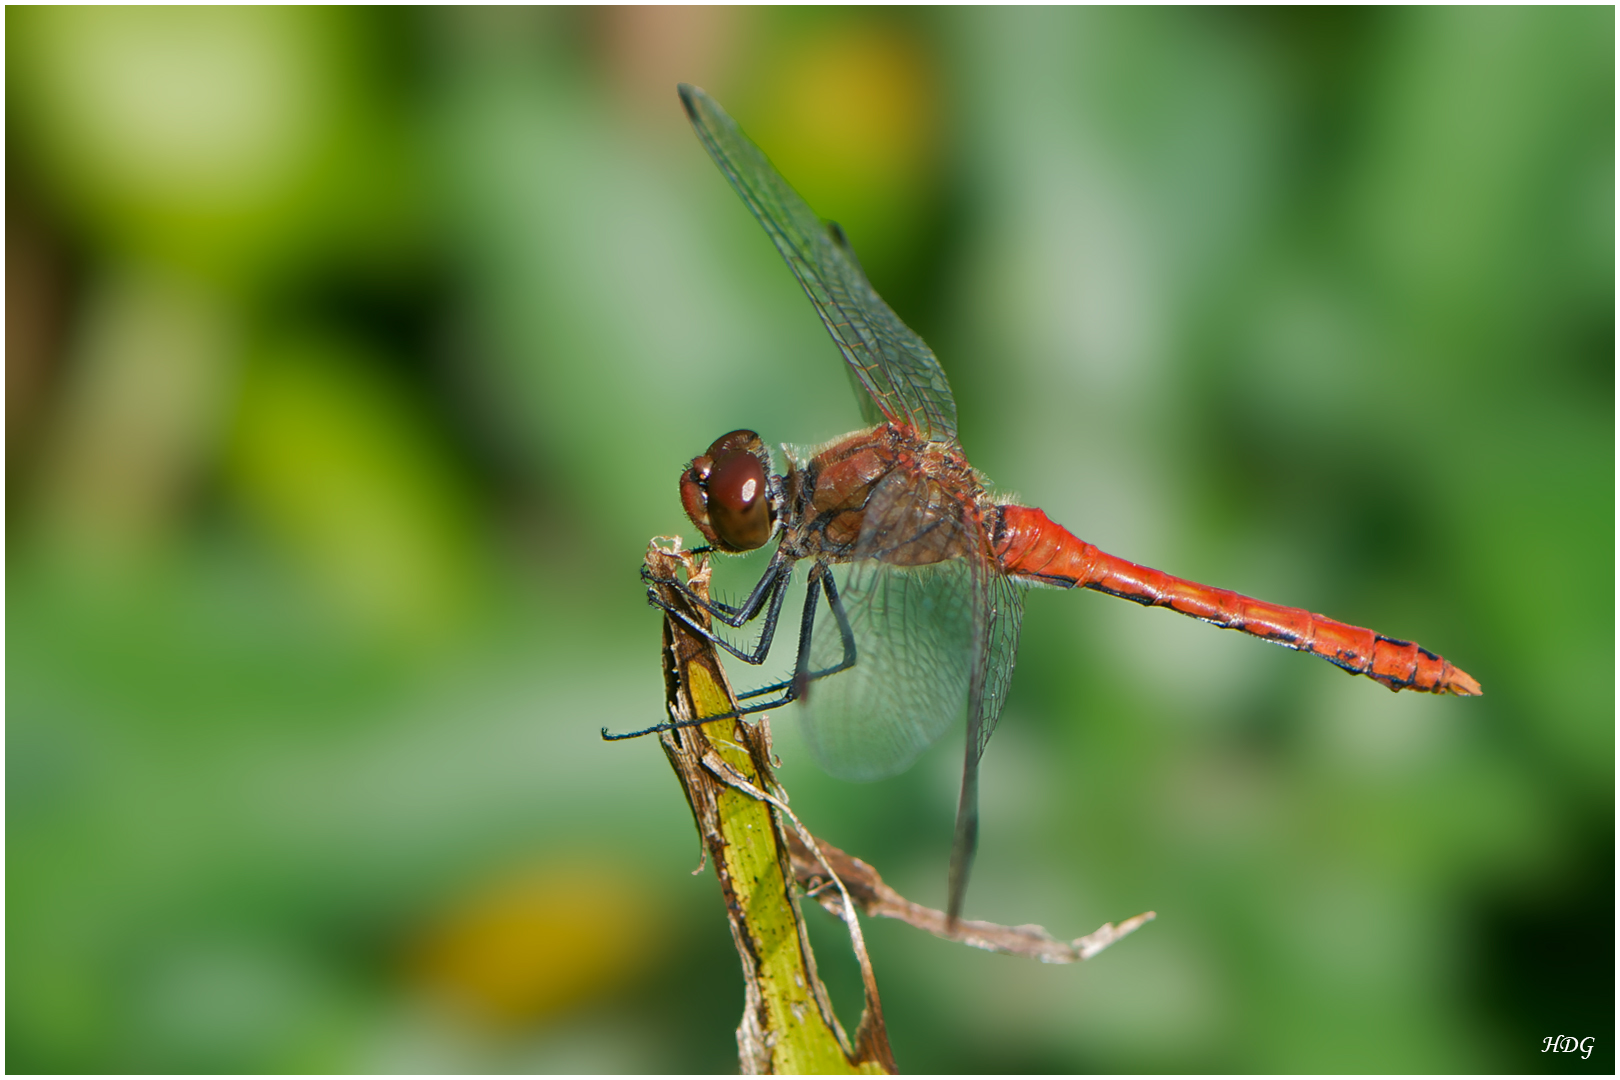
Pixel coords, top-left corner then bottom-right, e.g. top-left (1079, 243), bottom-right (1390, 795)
top-left (648, 540), bottom-right (894, 1074)
top-left (641, 537), bottom-right (1156, 1072)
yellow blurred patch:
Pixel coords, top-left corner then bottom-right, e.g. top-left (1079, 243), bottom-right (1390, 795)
top-left (745, 22), bottom-right (940, 274)
top-left (408, 861), bottom-right (661, 1029)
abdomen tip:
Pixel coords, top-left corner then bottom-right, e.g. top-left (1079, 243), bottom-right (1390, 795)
top-left (1447, 668), bottom-right (1483, 696)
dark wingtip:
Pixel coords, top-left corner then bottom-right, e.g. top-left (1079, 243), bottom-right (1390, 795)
top-left (826, 220), bottom-right (868, 273)
top-left (945, 842), bottom-right (971, 926)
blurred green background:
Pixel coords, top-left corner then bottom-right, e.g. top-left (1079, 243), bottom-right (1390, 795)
top-left (7, 7), bottom-right (1612, 1073)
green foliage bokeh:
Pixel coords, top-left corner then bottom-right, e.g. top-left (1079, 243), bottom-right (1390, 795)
top-left (8, 7), bottom-right (1612, 1073)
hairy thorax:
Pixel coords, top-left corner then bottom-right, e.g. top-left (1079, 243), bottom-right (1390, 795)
top-left (778, 424), bottom-right (989, 565)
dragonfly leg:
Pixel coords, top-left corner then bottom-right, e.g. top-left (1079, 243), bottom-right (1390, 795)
top-left (643, 553), bottom-right (788, 625)
top-left (611, 561), bottom-right (861, 742)
top-left (601, 656), bottom-right (794, 740)
top-left (735, 563), bottom-right (857, 701)
top-left (788, 563), bottom-right (854, 701)
top-left (645, 557), bottom-right (793, 665)
top-left (735, 678), bottom-right (795, 701)
top-left (811, 564), bottom-right (857, 681)
top-left (601, 701), bottom-right (762, 741)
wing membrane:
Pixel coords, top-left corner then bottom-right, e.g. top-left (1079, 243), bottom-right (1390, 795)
top-left (974, 573), bottom-right (1025, 760)
top-left (800, 466), bottom-right (1026, 920)
top-left (680, 84), bottom-right (958, 442)
top-left (948, 565), bottom-right (1024, 921)
top-left (803, 557), bottom-right (975, 781)
top-left (800, 469), bottom-right (980, 780)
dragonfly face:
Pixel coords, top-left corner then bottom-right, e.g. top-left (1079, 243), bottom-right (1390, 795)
top-left (680, 429), bottom-right (781, 553)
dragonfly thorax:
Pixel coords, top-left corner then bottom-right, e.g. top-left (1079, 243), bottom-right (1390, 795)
top-left (776, 423), bottom-right (987, 568)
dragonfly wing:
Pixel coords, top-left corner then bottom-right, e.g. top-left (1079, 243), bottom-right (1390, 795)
top-left (844, 467), bottom-right (1023, 762)
top-left (802, 557), bottom-right (976, 781)
top-left (801, 467), bottom-right (1023, 919)
top-left (801, 471), bottom-right (980, 780)
top-left (948, 567), bottom-right (1024, 922)
top-left (680, 84), bottom-right (959, 442)
top-left (845, 358), bottom-right (888, 430)
top-left (973, 572), bottom-right (1025, 760)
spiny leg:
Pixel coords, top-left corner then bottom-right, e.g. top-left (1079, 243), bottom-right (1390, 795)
top-left (601, 701), bottom-right (772, 741)
top-left (736, 563), bottom-right (857, 701)
top-left (607, 563), bottom-right (859, 740)
top-left (645, 557), bottom-right (793, 665)
top-left (643, 552), bottom-right (789, 626)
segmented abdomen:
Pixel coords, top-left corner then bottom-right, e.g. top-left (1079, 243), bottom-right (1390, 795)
top-left (993, 505), bottom-right (1481, 696)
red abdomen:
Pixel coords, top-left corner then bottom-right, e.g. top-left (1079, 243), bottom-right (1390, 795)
top-left (992, 505), bottom-right (1481, 696)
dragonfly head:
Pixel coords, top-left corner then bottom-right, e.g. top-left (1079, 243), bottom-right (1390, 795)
top-left (681, 429), bottom-right (779, 553)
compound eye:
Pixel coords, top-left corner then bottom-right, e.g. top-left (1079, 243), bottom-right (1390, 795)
top-left (706, 447), bottom-right (771, 551)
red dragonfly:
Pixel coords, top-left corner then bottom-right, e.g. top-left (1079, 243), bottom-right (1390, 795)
top-left (608, 85), bottom-right (1481, 922)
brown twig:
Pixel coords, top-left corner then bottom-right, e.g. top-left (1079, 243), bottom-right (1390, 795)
top-left (785, 831), bottom-right (1156, 964)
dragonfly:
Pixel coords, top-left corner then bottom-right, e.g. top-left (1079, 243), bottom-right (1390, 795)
top-left (607, 84), bottom-right (1482, 923)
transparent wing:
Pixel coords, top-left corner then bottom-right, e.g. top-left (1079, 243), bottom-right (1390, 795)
top-left (680, 84), bottom-right (958, 442)
top-left (798, 467), bottom-right (1024, 919)
top-left (974, 572), bottom-right (1025, 760)
top-left (800, 469), bottom-right (982, 780)
top-left (842, 469), bottom-right (1024, 763)
top-left (948, 565), bottom-right (1024, 921)
top-left (802, 557), bottom-right (976, 782)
